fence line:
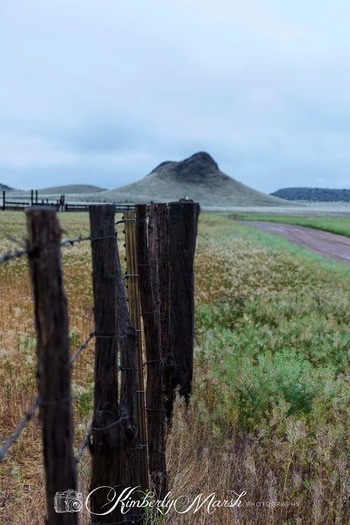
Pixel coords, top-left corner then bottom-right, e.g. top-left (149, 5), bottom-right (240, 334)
top-left (0, 201), bottom-right (199, 524)
top-left (1, 189), bottom-right (135, 213)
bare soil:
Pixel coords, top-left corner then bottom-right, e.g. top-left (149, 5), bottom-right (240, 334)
top-left (244, 221), bottom-right (350, 264)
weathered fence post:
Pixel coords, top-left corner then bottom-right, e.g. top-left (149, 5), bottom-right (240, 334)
top-left (150, 203), bottom-right (169, 495)
top-left (26, 207), bottom-right (78, 525)
top-left (136, 204), bottom-right (167, 499)
top-left (89, 205), bottom-right (123, 523)
top-left (155, 204), bottom-right (173, 422)
top-left (168, 202), bottom-right (200, 406)
top-left (116, 230), bottom-right (144, 522)
top-left (124, 210), bottom-right (149, 492)
top-left (2, 190), bottom-right (5, 210)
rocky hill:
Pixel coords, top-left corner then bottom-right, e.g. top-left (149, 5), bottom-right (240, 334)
top-left (0, 183), bottom-right (13, 191)
top-left (101, 152), bottom-right (286, 207)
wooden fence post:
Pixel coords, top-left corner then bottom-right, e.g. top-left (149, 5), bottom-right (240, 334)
top-left (168, 202), bottom-right (200, 406)
top-left (124, 210), bottom-right (149, 493)
top-left (89, 205), bottom-right (123, 523)
top-left (136, 204), bottom-right (167, 498)
top-left (150, 203), bottom-right (169, 495)
top-left (26, 207), bottom-right (78, 525)
top-left (155, 204), bottom-right (173, 422)
top-left (2, 190), bottom-right (5, 210)
top-left (115, 231), bottom-right (144, 522)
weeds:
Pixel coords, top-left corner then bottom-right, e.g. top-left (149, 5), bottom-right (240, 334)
top-left (1, 211), bottom-right (350, 524)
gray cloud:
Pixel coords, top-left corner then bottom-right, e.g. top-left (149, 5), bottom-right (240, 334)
top-left (1, 0), bottom-right (350, 192)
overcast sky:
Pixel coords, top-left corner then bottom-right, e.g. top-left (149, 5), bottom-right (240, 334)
top-left (1, 0), bottom-right (350, 193)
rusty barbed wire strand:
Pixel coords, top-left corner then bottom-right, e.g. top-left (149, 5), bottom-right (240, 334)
top-left (0, 331), bottom-right (96, 461)
top-left (0, 246), bottom-right (30, 264)
top-left (0, 396), bottom-right (40, 461)
top-left (0, 234), bottom-right (117, 265)
top-left (69, 332), bottom-right (95, 365)
top-left (75, 423), bottom-right (92, 464)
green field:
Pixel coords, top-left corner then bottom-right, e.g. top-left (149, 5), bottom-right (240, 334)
top-left (1, 211), bottom-right (350, 524)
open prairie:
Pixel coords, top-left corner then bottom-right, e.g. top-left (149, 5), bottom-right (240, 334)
top-left (1, 210), bottom-right (350, 524)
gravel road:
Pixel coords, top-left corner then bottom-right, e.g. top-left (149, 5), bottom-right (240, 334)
top-left (244, 222), bottom-right (350, 264)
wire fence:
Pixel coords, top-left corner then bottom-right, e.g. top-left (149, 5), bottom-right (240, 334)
top-left (0, 232), bottom-right (98, 469)
top-left (0, 202), bottom-right (199, 525)
top-left (0, 326), bottom-right (96, 462)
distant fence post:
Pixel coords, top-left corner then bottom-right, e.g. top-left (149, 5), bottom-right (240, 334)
top-left (168, 202), bottom-right (200, 407)
top-left (2, 191), bottom-right (5, 210)
top-left (26, 207), bottom-right (77, 525)
top-left (89, 204), bottom-right (124, 523)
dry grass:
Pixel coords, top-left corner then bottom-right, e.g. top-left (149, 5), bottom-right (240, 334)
top-left (1, 211), bottom-right (350, 524)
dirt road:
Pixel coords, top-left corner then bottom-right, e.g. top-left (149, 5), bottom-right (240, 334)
top-left (244, 222), bottom-right (350, 264)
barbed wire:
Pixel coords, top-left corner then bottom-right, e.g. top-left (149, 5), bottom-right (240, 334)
top-left (0, 246), bottom-right (30, 264)
top-left (0, 396), bottom-right (40, 461)
top-left (69, 332), bottom-right (95, 365)
top-left (0, 234), bottom-right (117, 265)
top-left (0, 329), bottom-right (97, 462)
top-left (75, 423), bottom-right (92, 464)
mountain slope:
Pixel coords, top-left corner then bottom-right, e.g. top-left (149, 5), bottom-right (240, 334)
top-left (0, 183), bottom-right (13, 191)
top-left (101, 152), bottom-right (286, 207)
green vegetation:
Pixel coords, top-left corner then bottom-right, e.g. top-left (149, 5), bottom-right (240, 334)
top-left (231, 212), bottom-right (350, 237)
top-left (2, 211), bottom-right (350, 524)
top-left (272, 187), bottom-right (350, 202)
top-left (176, 214), bottom-right (350, 523)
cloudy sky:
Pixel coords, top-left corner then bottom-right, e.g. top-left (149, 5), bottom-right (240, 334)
top-left (1, 0), bottom-right (350, 193)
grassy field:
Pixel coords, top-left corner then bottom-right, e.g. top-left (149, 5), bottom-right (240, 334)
top-left (1, 211), bottom-right (350, 524)
top-left (231, 212), bottom-right (350, 237)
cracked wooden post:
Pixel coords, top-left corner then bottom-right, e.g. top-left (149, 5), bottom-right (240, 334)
top-left (26, 207), bottom-right (77, 525)
top-left (89, 204), bottom-right (123, 523)
top-left (168, 202), bottom-right (200, 410)
top-left (136, 203), bottom-right (167, 499)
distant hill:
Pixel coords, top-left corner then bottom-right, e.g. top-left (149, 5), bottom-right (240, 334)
top-left (100, 152), bottom-right (286, 207)
top-left (272, 187), bottom-right (350, 202)
top-left (37, 184), bottom-right (106, 194)
top-left (0, 183), bottom-right (13, 191)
